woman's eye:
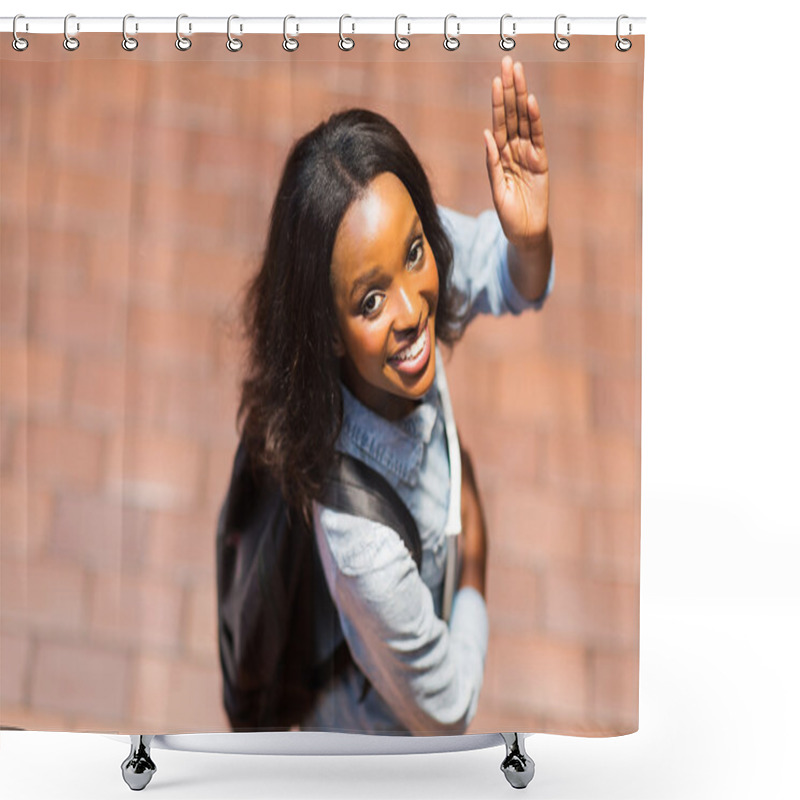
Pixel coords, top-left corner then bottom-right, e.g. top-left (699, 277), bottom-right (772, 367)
top-left (361, 292), bottom-right (385, 316)
top-left (408, 239), bottom-right (424, 269)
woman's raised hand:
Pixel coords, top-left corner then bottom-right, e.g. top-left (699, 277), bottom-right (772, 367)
top-left (484, 56), bottom-right (550, 250)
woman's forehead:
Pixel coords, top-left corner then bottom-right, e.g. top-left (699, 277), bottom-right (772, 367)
top-left (332, 173), bottom-right (419, 276)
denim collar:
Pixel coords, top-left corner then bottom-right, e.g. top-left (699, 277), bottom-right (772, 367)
top-left (337, 369), bottom-right (441, 488)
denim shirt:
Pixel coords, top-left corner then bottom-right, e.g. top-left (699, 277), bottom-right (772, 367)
top-left (303, 207), bottom-right (554, 735)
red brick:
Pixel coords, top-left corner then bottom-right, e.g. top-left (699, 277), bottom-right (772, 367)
top-left (489, 486), bottom-right (584, 566)
top-left (29, 105), bottom-right (135, 174)
top-left (468, 705), bottom-right (547, 737)
top-left (89, 572), bottom-right (184, 651)
top-left (485, 560), bottom-right (541, 634)
top-left (0, 555), bottom-right (86, 633)
top-left (0, 416), bottom-right (14, 474)
top-left (456, 418), bottom-right (541, 490)
top-left (542, 429), bottom-right (640, 502)
top-left (146, 508), bottom-right (216, 583)
top-left (591, 371), bottom-right (641, 437)
top-left (585, 505), bottom-right (641, 582)
top-left (451, 305), bottom-right (545, 359)
top-left (70, 357), bottom-right (164, 427)
top-left (49, 493), bottom-right (149, 569)
top-left (0, 705), bottom-right (69, 732)
top-left (126, 303), bottom-right (215, 372)
top-left (204, 442), bottom-right (239, 514)
top-left (494, 354), bottom-right (591, 430)
top-left (130, 654), bottom-right (226, 733)
top-left (164, 660), bottom-right (227, 731)
top-left (212, 318), bottom-right (248, 378)
top-left (58, 59), bottom-right (141, 119)
top-left (30, 639), bottom-right (129, 722)
top-left (26, 227), bottom-right (90, 289)
top-left (0, 269), bottom-right (28, 337)
top-left (541, 565), bottom-right (639, 648)
top-left (441, 351), bottom-right (498, 418)
top-left (591, 647), bottom-right (639, 731)
top-left (87, 236), bottom-right (175, 300)
top-left (483, 631), bottom-right (588, 721)
top-left (184, 580), bottom-right (218, 660)
top-left (0, 341), bottom-right (67, 415)
top-left (163, 371), bottom-right (240, 442)
top-left (20, 420), bottom-right (105, 491)
top-left (106, 428), bottom-right (204, 509)
top-left (543, 296), bottom-right (640, 366)
top-left (30, 288), bottom-right (125, 353)
top-left (129, 654), bottom-right (171, 731)
top-left (173, 246), bottom-right (253, 311)
top-left (0, 632), bottom-right (31, 707)
top-left (135, 178), bottom-right (235, 238)
top-left (0, 479), bottom-right (53, 559)
top-left (587, 229), bottom-right (640, 302)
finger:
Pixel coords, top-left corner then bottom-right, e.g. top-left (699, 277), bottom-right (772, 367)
top-left (483, 128), bottom-right (505, 206)
top-left (514, 61), bottom-right (531, 141)
top-left (527, 92), bottom-right (546, 152)
top-left (491, 75), bottom-right (507, 150)
top-left (501, 55), bottom-right (519, 142)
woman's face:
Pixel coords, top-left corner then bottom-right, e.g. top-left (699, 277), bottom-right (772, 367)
top-left (330, 172), bottom-right (439, 421)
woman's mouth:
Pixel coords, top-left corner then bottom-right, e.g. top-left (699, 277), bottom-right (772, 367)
top-left (388, 324), bottom-right (431, 375)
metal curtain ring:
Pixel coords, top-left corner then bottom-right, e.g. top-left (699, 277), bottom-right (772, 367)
top-left (227, 15), bottom-right (243, 52)
top-left (63, 13), bottom-right (80, 51)
top-left (499, 14), bottom-right (515, 51)
top-left (12, 14), bottom-right (29, 51)
top-left (616, 14), bottom-right (632, 51)
top-left (283, 15), bottom-right (299, 51)
top-left (443, 14), bottom-right (460, 51)
top-left (176, 13), bottom-right (191, 51)
top-left (394, 15), bottom-right (410, 51)
top-left (339, 14), bottom-right (354, 51)
top-left (122, 14), bottom-right (138, 51)
top-left (553, 14), bottom-right (570, 51)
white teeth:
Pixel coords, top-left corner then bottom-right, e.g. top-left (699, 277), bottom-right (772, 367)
top-left (393, 328), bottom-right (426, 362)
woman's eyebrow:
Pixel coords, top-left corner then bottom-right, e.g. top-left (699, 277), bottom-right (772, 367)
top-left (349, 266), bottom-right (386, 301)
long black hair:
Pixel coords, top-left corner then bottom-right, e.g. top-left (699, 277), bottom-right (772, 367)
top-left (238, 109), bottom-right (466, 515)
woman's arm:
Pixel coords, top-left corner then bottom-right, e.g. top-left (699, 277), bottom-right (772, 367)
top-left (458, 446), bottom-right (487, 598)
top-left (313, 503), bottom-right (489, 735)
top-left (485, 56), bottom-right (553, 303)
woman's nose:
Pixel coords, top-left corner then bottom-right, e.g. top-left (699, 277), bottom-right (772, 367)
top-left (393, 285), bottom-right (421, 333)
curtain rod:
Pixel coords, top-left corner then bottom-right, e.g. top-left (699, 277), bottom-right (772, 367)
top-left (1, 15), bottom-right (646, 37)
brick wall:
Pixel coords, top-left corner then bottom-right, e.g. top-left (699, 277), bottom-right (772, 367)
top-left (1, 33), bottom-right (642, 736)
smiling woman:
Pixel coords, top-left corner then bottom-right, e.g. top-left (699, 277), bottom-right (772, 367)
top-left (232, 59), bottom-right (555, 736)
top-left (331, 173), bottom-right (440, 421)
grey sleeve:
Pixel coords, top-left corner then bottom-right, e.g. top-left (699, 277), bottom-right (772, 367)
top-left (312, 502), bottom-right (489, 735)
top-left (438, 205), bottom-right (554, 325)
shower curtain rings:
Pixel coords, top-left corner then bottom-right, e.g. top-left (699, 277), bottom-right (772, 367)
top-left (443, 14), bottom-right (460, 51)
top-left (615, 15), bottom-right (632, 51)
top-left (12, 14), bottom-right (29, 51)
top-left (122, 14), bottom-right (138, 51)
top-left (553, 14), bottom-right (570, 51)
top-left (283, 16), bottom-right (299, 51)
top-left (63, 13), bottom-right (80, 51)
top-left (394, 15), bottom-right (410, 51)
top-left (339, 15), bottom-right (355, 51)
top-left (226, 15), bottom-right (243, 52)
top-left (499, 14), bottom-right (515, 51)
top-left (176, 14), bottom-right (192, 51)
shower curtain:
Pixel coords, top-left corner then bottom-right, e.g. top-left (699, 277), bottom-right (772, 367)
top-left (1, 25), bottom-right (643, 740)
